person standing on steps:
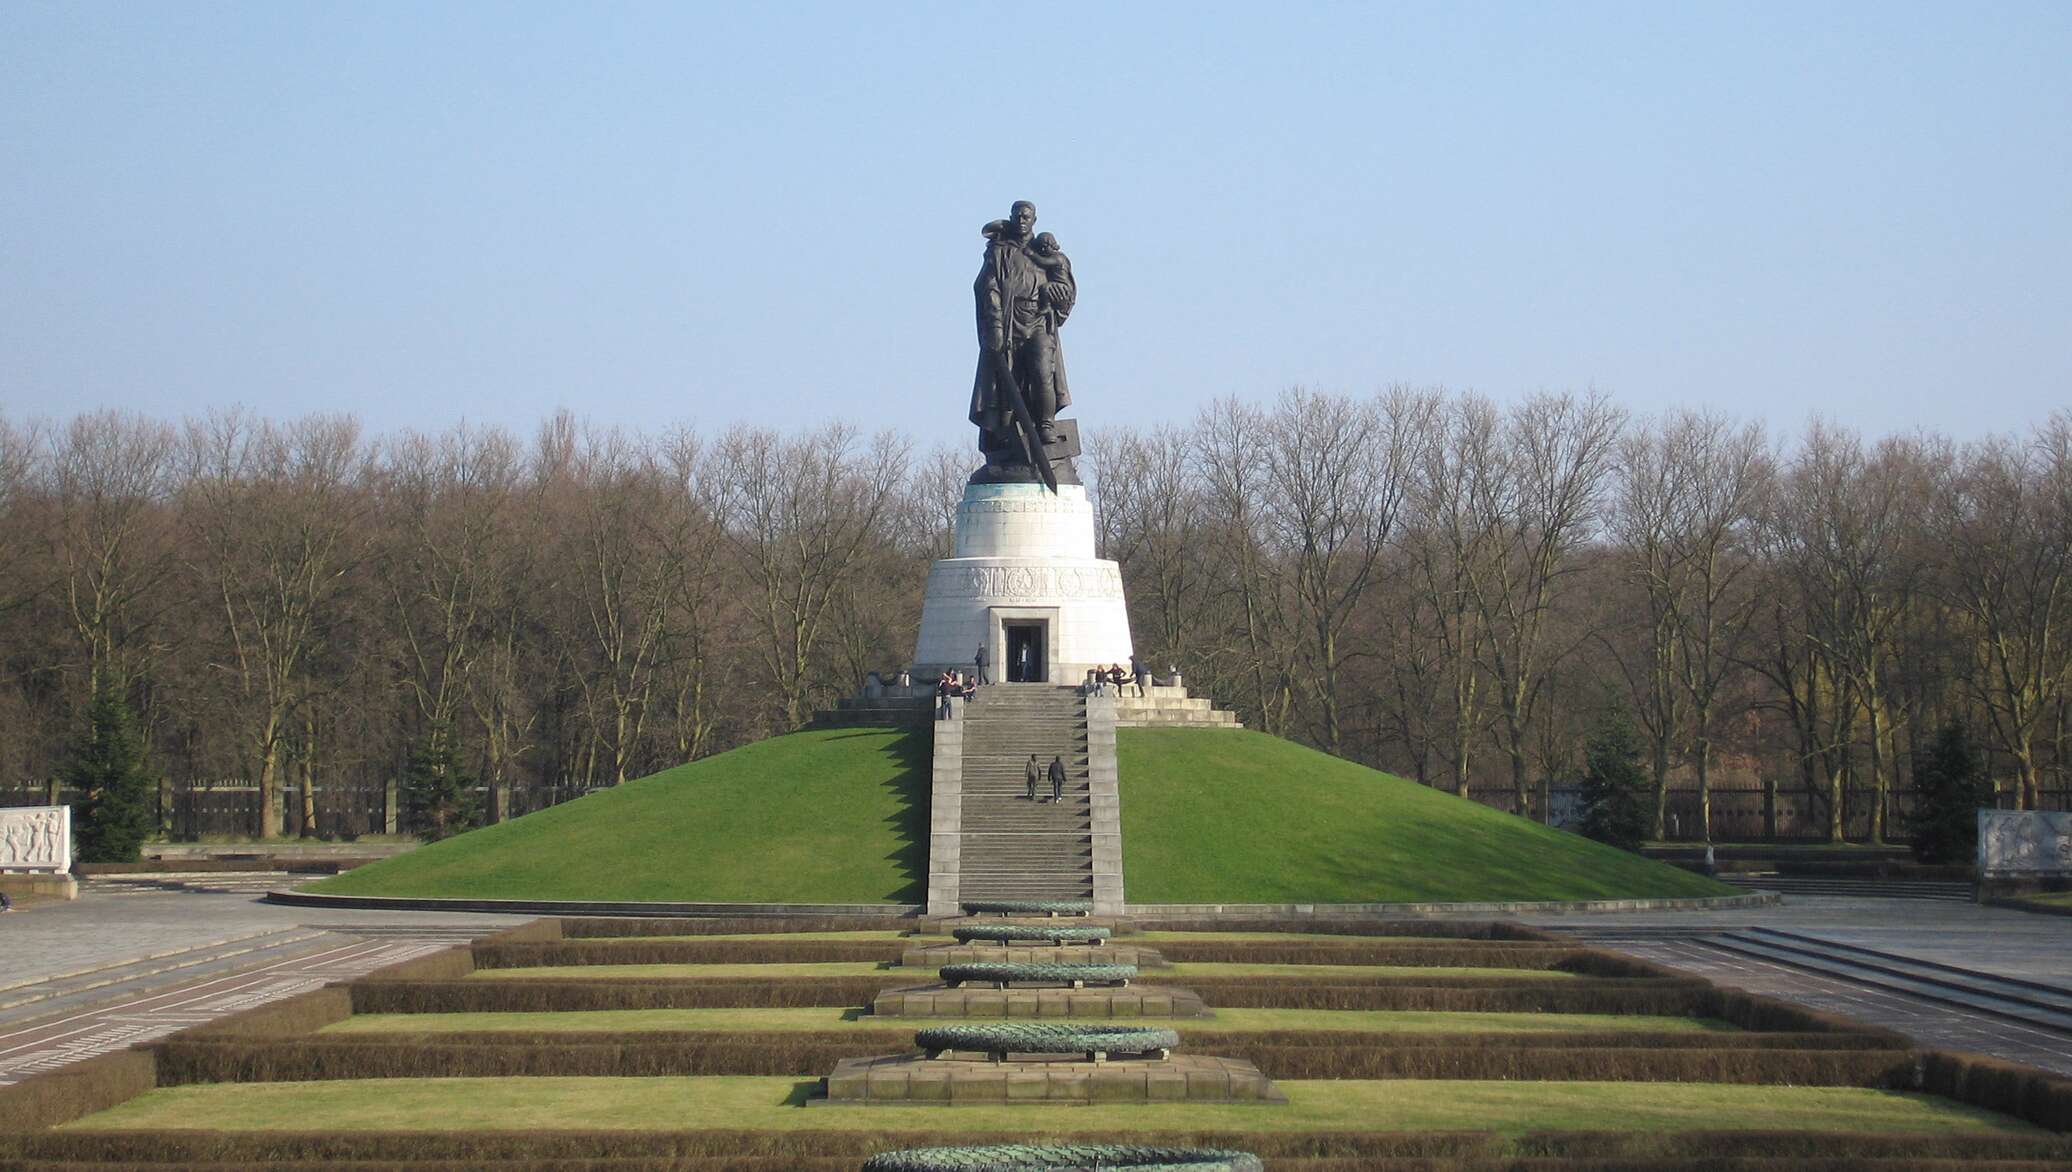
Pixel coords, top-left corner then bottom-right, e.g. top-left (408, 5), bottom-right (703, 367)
top-left (1048, 753), bottom-right (1066, 803)
top-left (974, 645), bottom-right (989, 686)
top-left (1026, 753), bottom-right (1041, 802)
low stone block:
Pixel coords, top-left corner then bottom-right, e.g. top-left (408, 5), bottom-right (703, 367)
top-left (1184, 1065), bottom-right (1231, 1098)
top-left (1046, 1070), bottom-right (1090, 1101)
top-left (1089, 1068), bottom-right (1148, 1101)
top-left (865, 1069), bottom-right (910, 1100)
top-left (949, 1071), bottom-right (1008, 1103)
top-left (818, 1055), bottom-right (1279, 1107)
top-left (1146, 1068), bottom-right (1188, 1101)
top-left (868, 982), bottom-right (1206, 1019)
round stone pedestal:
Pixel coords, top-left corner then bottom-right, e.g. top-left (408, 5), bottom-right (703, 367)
top-left (911, 483), bottom-right (1133, 683)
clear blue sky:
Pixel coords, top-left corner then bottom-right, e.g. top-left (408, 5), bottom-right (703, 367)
top-left (3, 2), bottom-right (2067, 449)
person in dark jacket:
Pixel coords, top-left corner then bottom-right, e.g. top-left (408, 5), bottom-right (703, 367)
top-left (974, 645), bottom-right (989, 686)
top-left (1025, 754), bottom-right (1041, 801)
top-left (1048, 754), bottom-right (1066, 803)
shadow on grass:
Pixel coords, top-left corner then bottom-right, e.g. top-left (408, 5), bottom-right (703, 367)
top-left (874, 730), bottom-right (931, 903)
top-left (780, 1079), bottom-right (822, 1107)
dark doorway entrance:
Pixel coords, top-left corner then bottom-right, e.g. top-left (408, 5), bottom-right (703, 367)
top-left (1004, 622), bottom-right (1046, 683)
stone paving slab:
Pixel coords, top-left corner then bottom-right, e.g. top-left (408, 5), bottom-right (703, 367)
top-left (0, 933), bottom-right (475, 1086)
top-left (901, 943), bottom-right (1168, 969)
top-left (871, 982), bottom-right (1209, 1019)
top-left (820, 1053), bottom-right (1283, 1105)
top-left (0, 885), bottom-right (525, 990)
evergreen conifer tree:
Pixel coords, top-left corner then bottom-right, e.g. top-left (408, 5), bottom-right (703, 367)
top-left (67, 685), bottom-right (154, 864)
top-left (1578, 710), bottom-right (1650, 852)
top-left (1908, 721), bottom-right (1990, 864)
top-left (402, 723), bottom-right (479, 842)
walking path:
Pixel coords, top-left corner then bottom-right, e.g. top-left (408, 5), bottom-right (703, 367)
top-left (0, 879), bottom-right (523, 1085)
top-left (1526, 895), bottom-right (2072, 1076)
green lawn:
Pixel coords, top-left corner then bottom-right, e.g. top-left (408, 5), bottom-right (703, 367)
top-left (69, 1077), bottom-right (2029, 1135)
top-left (323, 1007), bottom-right (1735, 1035)
top-left (1120, 729), bottom-right (1734, 903)
top-left (468, 962), bottom-right (1578, 981)
top-left (307, 727), bottom-right (928, 903)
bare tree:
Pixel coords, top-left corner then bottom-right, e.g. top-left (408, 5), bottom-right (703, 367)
top-left (0, 415), bottom-right (45, 624)
top-left (1472, 392), bottom-right (1625, 818)
top-left (1405, 394), bottom-right (1505, 796)
top-left (714, 423), bottom-right (910, 731)
top-left (48, 411), bottom-right (182, 699)
top-left (1258, 388), bottom-right (1431, 754)
top-left (1194, 397), bottom-right (1298, 735)
top-left (1090, 425), bottom-right (1209, 666)
top-left (539, 426), bottom-right (675, 787)
top-left (1611, 411), bottom-right (1770, 838)
top-left (181, 411), bottom-right (369, 838)
top-left (1926, 419), bottom-right (2072, 809)
top-left (374, 424), bottom-right (524, 812)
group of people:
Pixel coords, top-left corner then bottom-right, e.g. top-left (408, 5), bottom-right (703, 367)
top-left (1025, 752), bottom-right (1068, 803)
top-left (935, 669), bottom-right (976, 719)
top-left (1085, 658), bottom-right (1152, 697)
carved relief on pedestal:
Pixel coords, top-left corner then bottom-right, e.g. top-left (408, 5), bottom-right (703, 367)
top-left (945, 563), bottom-right (1124, 602)
top-left (0, 806), bottom-right (71, 872)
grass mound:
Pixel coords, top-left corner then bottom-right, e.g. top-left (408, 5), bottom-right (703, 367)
top-left (308, 727), bottom-right (926, 903)
top-left (1119, 729), bottom-right (1732, 904)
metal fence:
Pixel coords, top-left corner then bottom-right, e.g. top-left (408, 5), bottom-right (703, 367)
top-left (1467, 780), bottom-right (2069, 841)
top-left (0, 778), bottom-right (604, 841)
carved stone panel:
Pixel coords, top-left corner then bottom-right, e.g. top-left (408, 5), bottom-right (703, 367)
top-left (0, 806), bottom-right (72, 872)
top-left (1978, 810), bottom-right (2072, 878)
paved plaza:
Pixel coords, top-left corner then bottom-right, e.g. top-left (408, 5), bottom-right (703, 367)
top-left (0, 879), bottom-right (523, 1086)
top-left (1523, 896), bottom-right (2072, 1076)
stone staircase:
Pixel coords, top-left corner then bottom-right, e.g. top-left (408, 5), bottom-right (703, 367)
top-left (955, 686), bottom-right (1095, 902)
top-left (1113, 679), bottom-right (1242, 729)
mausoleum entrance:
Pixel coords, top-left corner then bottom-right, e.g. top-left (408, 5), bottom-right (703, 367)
top-left (1004, 620), bottom-right (1047, 683)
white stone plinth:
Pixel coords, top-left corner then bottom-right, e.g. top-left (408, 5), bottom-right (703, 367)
top-left (913, 483), bottom-right (1134, 684)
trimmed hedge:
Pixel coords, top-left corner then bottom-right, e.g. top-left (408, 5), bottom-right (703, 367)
top-left (0, 1157), bottom-right (2065, 1170)
top-left (1131, 919), bottom-right (1561, 942)
top-left (0, 1050), bottom-right (157, 1132)
top-left (3, 1129), bottom-right (2063, 1164)
top-left (479, 919), bottom-right (567, 945)
top-left (558, 915), bottom-right (918, 938)
top-left (8, 1134), bottom-right (2063, 1167)
top-left (913, 1024), bottom-right (1181, 1059)
top-left (151, 1034), bottom-right (909, 1082)
top-left (347, 976), bottom-right (890, 1013)
top-left (1181, 978), bottom-right (1711, 1014)
top-left (938, 961), bottom-right (1137, 987)
top-left (1143, 941), bottom-right (1584, 968)
top-left (864, 1145), bottom-right (1259, 1171)
top-left (147, 1034), bottom-right (1917, 1084)
top-left (471, 939), bottom-right (906, 967)
top-left (180, 987), bottom-right (352, 1039)
top-left (352, 946), bottom-right (477, 982)
top-left (1921, 1050), bottom-right (2072, 1132)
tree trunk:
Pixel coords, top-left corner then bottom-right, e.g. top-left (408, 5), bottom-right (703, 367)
top-left (1694, 737), bottom-right (1713, 843)
top-left (1865, 699), bottom-right (1887, 845)
top-left (298, 708), bottom-right (318, 838)
top-left (1650, 738), bottom-right (1670, 839)
top-left (257, 728), bottom-right (281, 840)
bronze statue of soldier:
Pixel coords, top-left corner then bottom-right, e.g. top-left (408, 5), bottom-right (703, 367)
top-left (968, 200), bottom-right (1081, 489)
